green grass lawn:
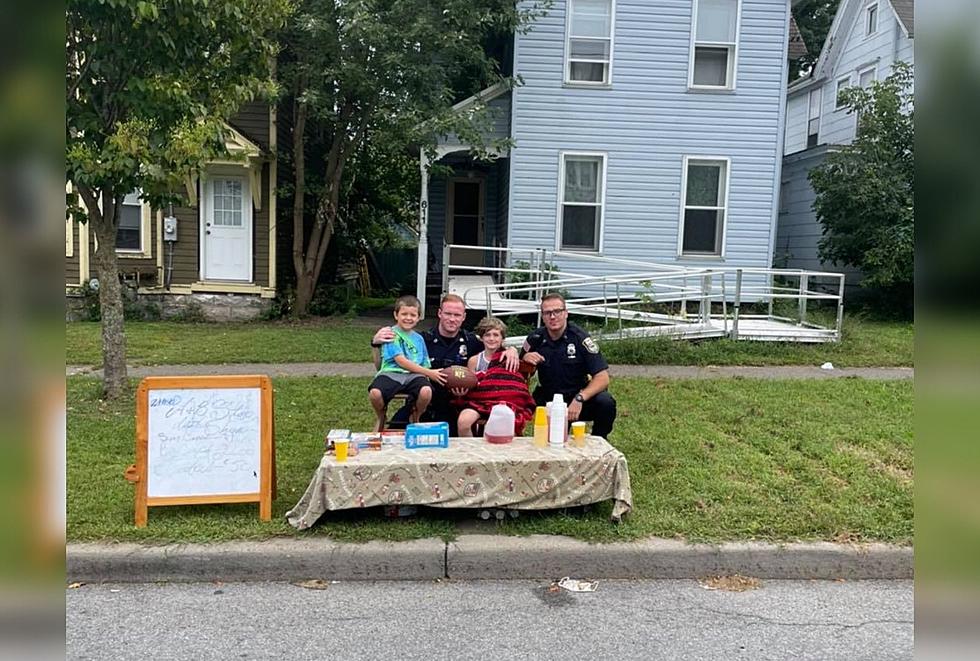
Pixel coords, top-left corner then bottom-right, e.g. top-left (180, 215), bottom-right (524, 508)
top-left (66, 314), bottom-right (913, 367)
top-left (67, 376), bottom-right (912, 544)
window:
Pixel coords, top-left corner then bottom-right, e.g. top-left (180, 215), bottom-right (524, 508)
top-left (211, 178), bottom-right (244, 226)
top-left (679, 157), bottom-right (729, 256)
top-left (558, 153), bottom-right (605, 251)
top-left (565, 0), bottom-right (613, 84)
top-left (116, 190), bottom-right (144, 251)
top-left (807, 88), bottom-right (822, 148)
top-left (858, 65), bottom-right (876, 89)
top-left (690, 0), bottom-right (739, 89)
top-left (865, 3), bottom-right (878, 36)
top-left (835, 76), bottom-right (852, 110)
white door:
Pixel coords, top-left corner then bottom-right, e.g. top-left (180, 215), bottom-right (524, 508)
top-left (202, 174), bottom-right (252, 281)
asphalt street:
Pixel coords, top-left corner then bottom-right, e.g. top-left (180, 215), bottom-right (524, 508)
top-left (66, 579), bottom-right (912, 660)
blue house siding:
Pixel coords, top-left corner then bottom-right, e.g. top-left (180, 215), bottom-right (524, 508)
top-left (439, 92), bottom-right (512, 149)
top-left (426, 154), bottom-right (505, 272)
top-left (507, 0), bottom-right (789, 283)
top-left (778, 0), bottom-right (912, 283)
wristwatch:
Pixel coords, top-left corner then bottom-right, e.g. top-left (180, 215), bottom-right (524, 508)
top-left (574, 393), bottom-right (585, 403)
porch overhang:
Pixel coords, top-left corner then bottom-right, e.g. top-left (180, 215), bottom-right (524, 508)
top-left (184, 123), bottom-right (264, 209)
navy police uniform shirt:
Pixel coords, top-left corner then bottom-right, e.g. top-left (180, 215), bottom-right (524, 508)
top-left (521, 323), bottom-right (609, 396)
top-left (423, 327), bottom-right (484, 370)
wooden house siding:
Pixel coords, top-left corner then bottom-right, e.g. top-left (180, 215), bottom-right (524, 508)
top-left (507, 0), bottom-right (789, 278)
top-left (229, 101), bottom-right (271, 151)
top-left (66, 219), bottom-right (81, 284)
top-left (66, 103), bottom-right (275, 297)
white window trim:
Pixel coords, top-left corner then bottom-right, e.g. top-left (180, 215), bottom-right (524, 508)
top-left (807, 88), bottom-right (822, 146)
top-left (115, 191), bottom-right (153, 258)
top-left (864, 2), bottom-right (878, 37)
top-left (66, 217), bottom-right (74, 257)
top-left (857, 63), bottom-right (877, 89)
top-left (199, 167), bottom-right (254, 283)
top-left (677, 155), bottom-right (731, 258)
top-left (835, 75), bottom-right (852, 110)
top-left (563, 0), bottom-right (616, 87)
top-left (687, 0), bottom-right (742, 91)
top-left (556, 151), bottom-right (607, 253)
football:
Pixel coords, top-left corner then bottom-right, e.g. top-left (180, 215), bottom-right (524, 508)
top-left (439, 365), bottom-right (479, 391)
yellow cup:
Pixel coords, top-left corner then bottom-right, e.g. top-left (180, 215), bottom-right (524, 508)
top-left (334, 440), bottom-right (350, 463)
top-left (570, 422), bottom-right (586, 447)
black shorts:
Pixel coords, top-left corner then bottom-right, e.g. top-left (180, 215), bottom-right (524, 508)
top-left (368, 374), bottom-right (431, 405)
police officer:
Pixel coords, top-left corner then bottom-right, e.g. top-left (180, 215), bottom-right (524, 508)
top-left (372, 293), bottom-right (519, 432)
top-left (521, 293), bottom-right (617, 439)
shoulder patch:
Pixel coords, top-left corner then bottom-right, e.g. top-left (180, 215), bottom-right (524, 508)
top-left (583, 337), bottom-right (600, 354)
top-left (522, 339), bottom-right (531, 352)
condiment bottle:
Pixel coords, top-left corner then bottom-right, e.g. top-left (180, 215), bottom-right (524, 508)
top-left (548, 393), bottom-right (567, 448)
top-left (532, 406), bottom-right (548, 448)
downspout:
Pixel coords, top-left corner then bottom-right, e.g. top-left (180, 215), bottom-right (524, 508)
top-left (416, 152), bottom-right (430, 317)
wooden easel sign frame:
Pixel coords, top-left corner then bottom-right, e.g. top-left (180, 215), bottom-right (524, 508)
top-left (130, 375), bottom-right (275, 527)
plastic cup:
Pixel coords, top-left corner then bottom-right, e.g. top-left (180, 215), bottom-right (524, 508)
top-left (570, 422), bottom-right (586, 447)
top-left (334, 439), bottom-right (350, 463)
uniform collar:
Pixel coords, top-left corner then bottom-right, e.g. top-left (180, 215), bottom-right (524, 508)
top-left (543, 325), bottom-right (570, 344)
top-left (431, 326), bottom-right (463, 344)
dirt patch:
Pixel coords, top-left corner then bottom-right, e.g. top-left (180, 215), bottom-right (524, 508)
top-left (841, 445), bottom-right (913, 486)
top-left (698, 574), bottom-right (762, 592)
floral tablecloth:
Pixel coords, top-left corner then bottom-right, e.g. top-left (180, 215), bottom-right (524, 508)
top-left (285, 435), bottom-right (632, 529)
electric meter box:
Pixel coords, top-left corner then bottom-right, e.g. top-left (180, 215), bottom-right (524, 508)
top-left (163, 216), bottom-right (178, 242)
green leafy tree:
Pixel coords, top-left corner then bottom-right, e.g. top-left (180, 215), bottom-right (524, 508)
top-left (790, 0), bottom-right (841, 80)
top-left (66, 0), bottom-right (290, 398)
top-left (809, 62), bottom-right (914, 305)
top-left (279, 0), bottom-right (546, 316)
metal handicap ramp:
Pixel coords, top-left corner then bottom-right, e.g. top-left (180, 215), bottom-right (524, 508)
top-left (442, 246), bottom-right (845, 345)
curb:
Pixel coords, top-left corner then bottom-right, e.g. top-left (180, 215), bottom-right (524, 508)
top-left (67, 535), bottom-right (912, 583)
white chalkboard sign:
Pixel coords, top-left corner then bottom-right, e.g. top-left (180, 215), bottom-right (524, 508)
top-left (130, 376), bottom-right (275, 527)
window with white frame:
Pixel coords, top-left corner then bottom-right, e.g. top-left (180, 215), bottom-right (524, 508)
top-left (559, 153), bottom-right (604, 251)
top-left (865, 2), bottom-right (878, 36)
top-left (680, 158), bottom-right (728, 256)
top-left (211, 178), bottom-right (245, 226)
top-left (807, 88), bottom-right (822, 148)
top-left (566, 0), bottom-right (613, 84)
top-left (858, 65), bottom-right (876, 89)
top-left (116, 190), bottom-right (144, 251)
top-left (835, 75), bottom-right (852, 110)
top-left (66, 217), bottom-right (73, 256)
top-left (690, 0), bottom-right (739, 89)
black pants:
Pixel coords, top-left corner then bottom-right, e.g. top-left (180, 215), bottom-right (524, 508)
top-left (390, 387), bottom-right (459, 435)
top-left (533, 389), bottom-right (617, 439)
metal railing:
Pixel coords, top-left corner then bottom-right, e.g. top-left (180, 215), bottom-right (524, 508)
top-left (442, 244), bottom-right (846, 343)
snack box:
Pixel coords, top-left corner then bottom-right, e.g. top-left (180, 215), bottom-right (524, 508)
top-left (404, 422), bottom-right (449, 449)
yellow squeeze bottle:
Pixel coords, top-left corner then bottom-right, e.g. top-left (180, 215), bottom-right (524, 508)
top-left (532, 406), bottom-right (548, 448)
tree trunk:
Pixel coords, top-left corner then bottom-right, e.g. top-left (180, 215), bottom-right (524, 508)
top-left (294, 269), bottom-right (315, 315)
top-left (292, 197), bottom-right (338, 316)
top-left (86, 190), bottom-right (128, 399)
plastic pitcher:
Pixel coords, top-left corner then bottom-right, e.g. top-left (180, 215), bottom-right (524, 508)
top-left (484, 404), bottom-right (515, 444)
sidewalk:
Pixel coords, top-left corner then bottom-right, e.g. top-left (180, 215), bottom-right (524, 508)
top-left (67, 362), bottom-right (914, 380)
top-left (67, 535), bottom-right (912, 583)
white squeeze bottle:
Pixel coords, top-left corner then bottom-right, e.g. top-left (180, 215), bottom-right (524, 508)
top-left (548, 393), bottom-right (567, 447)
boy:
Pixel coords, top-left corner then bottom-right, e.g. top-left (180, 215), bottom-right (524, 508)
top-left (368, 295), bottom-right (447, 432)
top-left (456, 317), bottom-right (535, 437)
